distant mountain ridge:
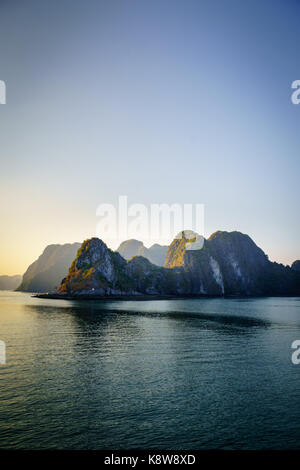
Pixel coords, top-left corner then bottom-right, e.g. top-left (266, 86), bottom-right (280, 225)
top-left (0, 275), bottom-right (22, 291)
top-left (17, 242), bottom-right (81, 293)
top-left (117, 239), bottom-right (168, 266)
top-left (54, 231), bottom-right (300, 298)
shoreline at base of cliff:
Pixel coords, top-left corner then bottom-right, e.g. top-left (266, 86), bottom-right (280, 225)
top-left (34, 293), bottom-right (221, 301)
top-left (33, 292), bottom-right (300, 301)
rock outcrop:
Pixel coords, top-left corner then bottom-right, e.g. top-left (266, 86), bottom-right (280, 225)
top-left (59, 238), bottom-right (139, 296)
top-left (56, 231), bottom-right (300, 297)
top-left (17, 243), bottom-right (81, 293)
top-left (166, 230), bottom-right (298, 296)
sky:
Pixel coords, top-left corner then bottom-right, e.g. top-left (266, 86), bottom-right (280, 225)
top-left (0, 0), bottom-right (300, 275)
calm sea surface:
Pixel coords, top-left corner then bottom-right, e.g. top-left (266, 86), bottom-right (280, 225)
top-left (0, 291), bottom-right (300, 449)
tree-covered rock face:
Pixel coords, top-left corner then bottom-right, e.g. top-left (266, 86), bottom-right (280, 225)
top-left (164, 230), bottom-right (203, 268)
top-left (203, 231), bottom-right (270, 295)
top-left (59, 238), bottom-right (134, 295)
top-left (124, 256), bottom-right (186, 295)
top-left (165, 230), bottom-right (271, 295)
top-left (57, 232), bottom-right (300, 297)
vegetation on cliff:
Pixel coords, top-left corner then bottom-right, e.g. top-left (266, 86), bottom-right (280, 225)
top-left (56, 231), bottom-right (300, 297)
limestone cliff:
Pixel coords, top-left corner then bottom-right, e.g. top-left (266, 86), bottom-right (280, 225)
top-left (17, 243), bottom-right (81, 293)
top-left (59, 238), bottom-right (138, 295)
top-left (56, 231), bottom-right (300, 297)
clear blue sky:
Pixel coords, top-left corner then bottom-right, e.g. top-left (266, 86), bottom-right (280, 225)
top-left (0, 0), bottom-right (299, 274)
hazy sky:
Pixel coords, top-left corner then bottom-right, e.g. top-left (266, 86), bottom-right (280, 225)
top-left (0, 0), bottom-right (300, 275)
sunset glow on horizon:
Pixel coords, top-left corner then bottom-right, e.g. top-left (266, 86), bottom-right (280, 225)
top-left (1, 0), bottom-right (300, 275)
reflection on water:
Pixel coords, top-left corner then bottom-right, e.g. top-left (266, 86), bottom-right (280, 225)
top-left (0, 292), bottom-right (300, 449)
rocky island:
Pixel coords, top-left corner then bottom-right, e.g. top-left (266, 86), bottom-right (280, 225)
top-left (36, 230), bottom-right (300, 299)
